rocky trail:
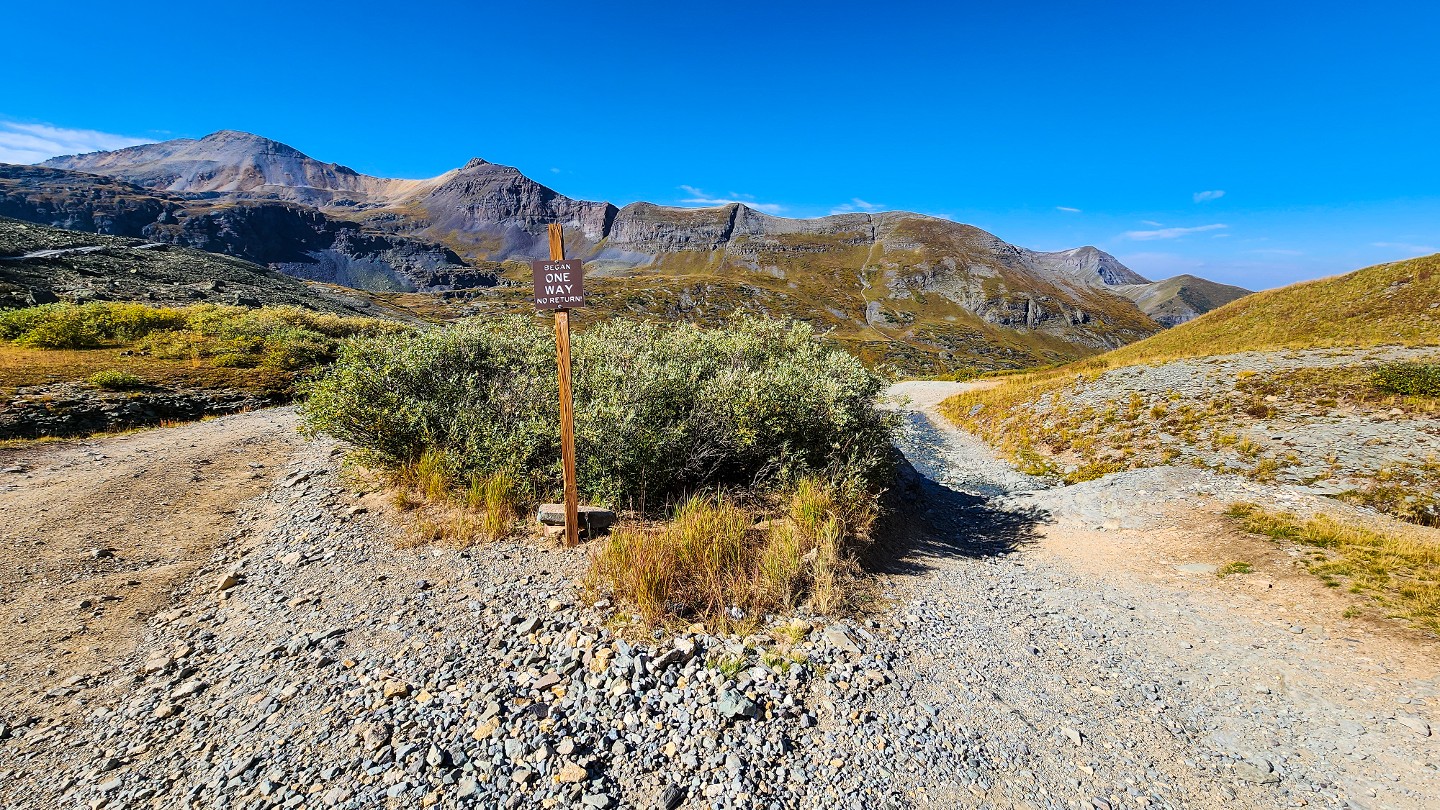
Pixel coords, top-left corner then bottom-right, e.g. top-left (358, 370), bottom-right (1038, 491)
top-left (0, 391), bottom-right (1436, 810)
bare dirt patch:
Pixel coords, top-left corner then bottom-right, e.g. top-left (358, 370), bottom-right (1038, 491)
top-left (0, 408), bottom-right (302, 720)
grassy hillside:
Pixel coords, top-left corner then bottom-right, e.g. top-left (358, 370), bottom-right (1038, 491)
top-left (938, 253), bottom-right (1440, 505)
top-left (1111, 274), bottom-right (1252, 327)
top-left (944, 252), bottom-right (1440, 415)
top-left (361, 236), bottom-right (1158, 378)
top-left (1101, 253), bottom-right (1440, 366)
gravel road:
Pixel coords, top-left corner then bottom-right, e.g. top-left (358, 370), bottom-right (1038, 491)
top-left (0, 390), bottom-right (1436, 810)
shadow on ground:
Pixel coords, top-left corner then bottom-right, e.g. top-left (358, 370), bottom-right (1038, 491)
top-left (866, 454), bottom-right (1049, 576)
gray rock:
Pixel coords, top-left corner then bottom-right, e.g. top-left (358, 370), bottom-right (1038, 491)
top-left (822, 625), bottom-right (862, 657)
top-left (1396, 714), bottom-right (1432, 737)
top-left (536, 504), bottom-right (617, 533)
top-left (716, 691), bottom-right (759, 720)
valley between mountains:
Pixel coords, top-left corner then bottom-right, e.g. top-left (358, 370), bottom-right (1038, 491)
top-left (1, 379), bottom-right (1436, 810)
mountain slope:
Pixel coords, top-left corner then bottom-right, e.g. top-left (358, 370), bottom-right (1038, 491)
top-left (1110, 274), bottom-right (1252, 327)
top-left (42, 130), bottom-right (450, 208)
top-left (0, 165), bottom-right (486, 292)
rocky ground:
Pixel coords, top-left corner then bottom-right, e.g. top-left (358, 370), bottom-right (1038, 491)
top-left (1, 393), bottom-right (1437, 809)
top-left (0, 381), bottom-right (280, 440)
top-left (963, 346), bottom-right (1440, 496)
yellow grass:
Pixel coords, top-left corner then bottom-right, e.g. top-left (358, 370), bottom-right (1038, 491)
top-left (937, 253), bottom-right (1440, 486)
top-left (1101, 252), bottom-right (1440, 367)
top-left (1227, 503), bottom-right (1440, 633)
top-left (0, 344), bottom-right (291, 397)
top-left (389, 457), bottom-right (524, 546)
top-left (585, 479), bottom-right (874, 626)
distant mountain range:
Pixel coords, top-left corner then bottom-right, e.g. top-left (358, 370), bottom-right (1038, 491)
top-left (0, 130), bottom-right (1251, 373)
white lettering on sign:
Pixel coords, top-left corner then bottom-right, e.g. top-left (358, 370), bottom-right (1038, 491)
top-left (530, 258), bottom-right (586, 310)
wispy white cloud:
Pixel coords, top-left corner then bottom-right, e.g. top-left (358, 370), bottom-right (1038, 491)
top-left (549, 167), bottom-right (561, 174)
top-left (1056, 206), bottom-right (1081, 213)
top-left (829, 197), bottom-right (884, 215)
top-left (1193, 189), bottom-right (1225, 203)
top-left (0, 120), bottom-right (156, 164)
top-left (677, 185), bottom-right (785, 215)
top-left (1372, 241), bottom-right (1438, 256)
top-left (1121, 223), bottom-right (1228, 241)
top-left (1141, 220), bottom-right (1165, 227)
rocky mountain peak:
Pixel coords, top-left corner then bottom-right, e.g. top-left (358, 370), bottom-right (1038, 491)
top-left (198, 129), bottom-right (296, 150)
top-left (1030, 245), bottom-right (1151, 287)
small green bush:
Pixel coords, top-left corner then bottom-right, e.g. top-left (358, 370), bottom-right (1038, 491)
top-left (301, 316), bottom-right (894, 507)
top-left (1216, 561), bottom-right (1253, 578)
top-left (88, 369), bottom-right (144, 390)
top-left (1372, 363), bottom-right (1440, 397)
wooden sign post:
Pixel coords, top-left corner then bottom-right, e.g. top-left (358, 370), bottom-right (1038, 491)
top-left (532, 224), bottom-right (583, 547)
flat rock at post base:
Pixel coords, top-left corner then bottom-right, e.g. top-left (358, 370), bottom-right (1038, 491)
top-left (536, 504), bottom-right (616, 532)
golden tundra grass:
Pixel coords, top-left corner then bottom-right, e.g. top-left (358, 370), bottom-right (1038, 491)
top-left (586, 478), bottom-right (873, 627)
top-left (390, 450), bottom-right (523, 546)
top-left (0, 343), bottom-right (292, 397)
top-left (1227, 502), bottom-right (1440, 633)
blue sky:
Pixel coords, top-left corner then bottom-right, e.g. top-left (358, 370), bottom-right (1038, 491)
top-left (2, 0), bottom-right (1437, 290)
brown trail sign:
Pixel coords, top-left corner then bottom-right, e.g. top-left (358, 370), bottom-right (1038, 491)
top-left (532, 224), bottom-right (583, 547)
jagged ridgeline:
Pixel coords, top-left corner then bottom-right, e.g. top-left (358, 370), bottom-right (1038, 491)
top-left (1, 130), bottom-right (1251, 375)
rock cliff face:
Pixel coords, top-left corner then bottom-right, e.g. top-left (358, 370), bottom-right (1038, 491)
top-left (0, 165), bottom-right (484, 292)
top-left (0, 216), bottom-right (380, 313)
top-left (147, 202), bottom-right (488, 292)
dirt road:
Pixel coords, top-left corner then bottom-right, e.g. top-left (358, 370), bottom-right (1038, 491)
top-left (0, 409), bottom-right (302, 721)
top-left (882, 381), bottom-right (1440, 809)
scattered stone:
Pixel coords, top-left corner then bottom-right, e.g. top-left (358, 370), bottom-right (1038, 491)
top-left (555, 761), bottom-right (588, 783)
top-left (823, 624), bottom-right (862, 656)
top-left (716, 690), bottom-right (759, 721)
top-left (1235, 760), bottom-right (1282, 785)
top-left (1396, 715), bottom-right (1432, 737)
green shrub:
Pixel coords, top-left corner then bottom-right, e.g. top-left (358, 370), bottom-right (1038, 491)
top-left (1372, 363), bottom-right (1440, 397)
top-left (301, 316), bottom-right (893, 507)
top-left (0, 302), bottom-right (400, 358)
top-left (88, 369), bottom-right (144, 390)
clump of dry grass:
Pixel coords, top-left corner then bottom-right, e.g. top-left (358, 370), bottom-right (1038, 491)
top-left (1337, 460), bottom-right (1440, 528)
top-left (466, 471), bottom-right (521, 540)
top-left (389, 450), bottom-right (525, 546)
top-left (586, 478), bottom-right (874, 627)
top-left (1226, 502), bottom-right (1440, 633)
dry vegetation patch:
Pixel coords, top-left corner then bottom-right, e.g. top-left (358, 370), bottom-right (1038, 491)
top-left (0, 301), bottom-right (402, 399)
top-left (585, 478), bottom-right (876, 629)
top-left (1227, 502), bottom-right (1440, 634)
top-left (941, 354), bottom-right (1440, 526)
